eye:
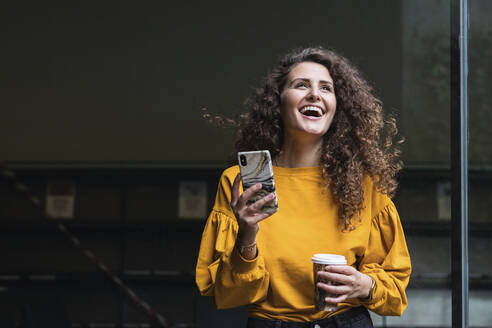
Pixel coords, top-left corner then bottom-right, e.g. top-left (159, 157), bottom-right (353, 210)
top-left (321, 84), bottom-right (333, 92)
top-left (295, 81), bottom-right (309, 88)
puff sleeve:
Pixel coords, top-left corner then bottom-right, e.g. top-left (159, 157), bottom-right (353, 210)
top-left (356, 201), bottom-right (412, 315)
top-left (195, 168), bottom-right (270, 309)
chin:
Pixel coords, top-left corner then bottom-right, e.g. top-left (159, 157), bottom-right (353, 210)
top-left (298, 129), bottom-right (328, 138)
top-left (303, 125), bottom-right (331, 136)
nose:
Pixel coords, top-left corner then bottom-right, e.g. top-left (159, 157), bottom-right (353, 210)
top-left (306, 87), bottom-right (321, 101)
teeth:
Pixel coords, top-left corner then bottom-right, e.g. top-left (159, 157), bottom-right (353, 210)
top-left (300, 106), bottom-right (323, 116)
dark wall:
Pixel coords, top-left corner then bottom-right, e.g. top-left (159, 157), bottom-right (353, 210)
top-left (0, 1), bottom-right (406, 327)
top-left (1, 0), bottom-right (402, 164)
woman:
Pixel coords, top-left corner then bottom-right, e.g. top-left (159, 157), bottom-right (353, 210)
top-left (196, 47), bottom-right (411, 327)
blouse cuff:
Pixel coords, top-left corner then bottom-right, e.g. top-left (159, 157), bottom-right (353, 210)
top-left (358, 273), bottom-right (379, 305)
top-left (230, 246), bottom-right (261, 274)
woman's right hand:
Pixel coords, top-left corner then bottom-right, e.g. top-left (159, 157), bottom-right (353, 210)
top-left (230, 173), bottom-right (276, 248)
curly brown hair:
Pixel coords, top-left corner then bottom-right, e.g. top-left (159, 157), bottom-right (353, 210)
top-left (205, 47), bottom-right (403, 229)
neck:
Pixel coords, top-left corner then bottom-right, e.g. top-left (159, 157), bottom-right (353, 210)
top-left (275, 135), bottom-right (323, 168)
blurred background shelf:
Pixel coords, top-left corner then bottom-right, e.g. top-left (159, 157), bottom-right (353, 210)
top-left (2, 219), bottom-right (492, 237)
top-left (1, 272), bottom-right (491, 291)
top-left (0, 219), bottom-right (207, 233)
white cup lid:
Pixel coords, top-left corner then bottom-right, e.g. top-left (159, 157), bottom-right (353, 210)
top-left (311, 253), bottom-right (347, 265)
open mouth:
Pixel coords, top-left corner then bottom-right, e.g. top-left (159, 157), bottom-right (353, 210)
top-left (299, 106), bottom-right (325, 118)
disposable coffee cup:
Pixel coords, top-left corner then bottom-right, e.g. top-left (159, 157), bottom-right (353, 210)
top-left (312, 253), bottom-right (347, 312)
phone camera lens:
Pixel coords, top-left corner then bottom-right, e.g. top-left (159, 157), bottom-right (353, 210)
top-left (240, 155), bottom-right (247, 166)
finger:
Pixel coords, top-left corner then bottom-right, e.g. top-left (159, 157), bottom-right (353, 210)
top-left (230, 173), bottom-right (241, 207)
top-left (318, 271), bottom-right (351, 285)
top-left (324, 265), bottom-right (356, 275)
top-left (253, 208), bottom-right (275, 223)
top-left (317, 282), bottom-right (351, 295)
top-left (249, 193), bottom-right (275, 212)
top-left (238, 183), bottom-right (262, 208)
top-left (325, 294), bottom-right (348, 304)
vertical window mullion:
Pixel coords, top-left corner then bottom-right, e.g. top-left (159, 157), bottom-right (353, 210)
top-left (450, 0), bottom-right (469, 327)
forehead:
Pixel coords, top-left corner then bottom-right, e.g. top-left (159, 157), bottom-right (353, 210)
top-left (287, 61), bottom-right (333, 82)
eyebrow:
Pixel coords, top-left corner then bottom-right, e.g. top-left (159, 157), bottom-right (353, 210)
top-left (288, 78), bottom-right (333, 87)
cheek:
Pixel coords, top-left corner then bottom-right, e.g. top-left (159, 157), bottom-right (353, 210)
top-left (331, 103), bottom-right (337, 116)
top-left (281, 90), bottom-right (302, 107)
top-left (279, 95), bottom-right (296, 117)
top-left (279, 102), bottom-right (287, 120)
top-left (326, 95), bottom-right (337, 111)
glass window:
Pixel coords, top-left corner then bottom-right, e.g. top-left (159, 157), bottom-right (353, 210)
top-left (469, 0), bottom-right (492, 326)
top-left (386, 1), bottom-right (452, 326)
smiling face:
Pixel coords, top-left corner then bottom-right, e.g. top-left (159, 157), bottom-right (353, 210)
top-left (279, 61), bottom-right (337, 140)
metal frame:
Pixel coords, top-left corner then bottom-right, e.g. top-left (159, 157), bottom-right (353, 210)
top-left (450, 0), bottom-right (469, 327)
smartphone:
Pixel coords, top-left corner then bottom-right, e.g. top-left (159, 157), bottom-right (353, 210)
top-left (237, 150), bottom-right (278, 215)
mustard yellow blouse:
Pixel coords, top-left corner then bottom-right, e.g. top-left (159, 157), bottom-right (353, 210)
top-left (196, 165), bottom-right (411, 321)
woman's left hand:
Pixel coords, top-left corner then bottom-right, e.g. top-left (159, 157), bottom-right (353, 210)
top-left (317, 265), bottom-right (374, 303)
